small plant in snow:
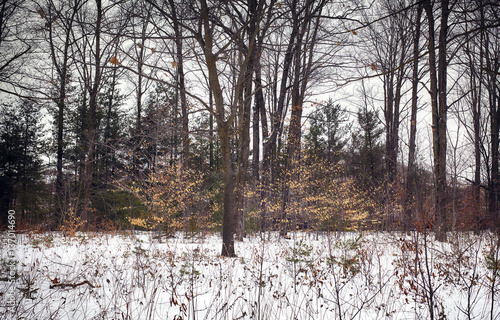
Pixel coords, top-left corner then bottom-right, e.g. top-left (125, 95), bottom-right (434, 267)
top-left (18, 273), bottom-right (38, 300)
top-left (60, 206), bottom-right (86, 238)
top-left (483, 233), bottom-right (500, 320)
top-left (328, 233), bottom-right (363, 277)
top-left (29, 233), bottom-right (54, 248)
top-left (287, 238), bottom-right (313, 266)
top-left (286, 238), bottom-right (314, 292)
top-left (179, 260), bottom-right (200, 278)
top-left (485, 249), bottom-right (500, 275)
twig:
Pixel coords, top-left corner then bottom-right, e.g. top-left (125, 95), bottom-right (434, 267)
top-left (48, 277), bottom-right (98, 289)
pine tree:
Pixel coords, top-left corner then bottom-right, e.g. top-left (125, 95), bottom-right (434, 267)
top-left (348, 108), bottom-right (385, 189)
top-left (304, 100), bottom-right (348, 164)
top-left (0, 100), bottom-right (44, 227)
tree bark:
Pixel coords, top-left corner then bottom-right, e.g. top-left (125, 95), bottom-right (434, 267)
top-left (424, 0), bottom-right (449, 241)
top-left (436, 0), bottom-right (449, 240)
top-left (406, 2), bottom-right (423, 229)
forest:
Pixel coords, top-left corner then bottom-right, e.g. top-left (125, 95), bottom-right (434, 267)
top-left (0, 0), bottom-right (500, 255)
top-left (2, 0), bottom-right (500, 319)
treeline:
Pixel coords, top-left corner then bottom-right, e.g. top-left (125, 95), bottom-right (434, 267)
top-left (0, 0), bottom-right (499, 255)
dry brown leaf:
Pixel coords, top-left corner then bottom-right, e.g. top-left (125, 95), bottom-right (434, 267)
top-left (110, 56), bottom-right (119, 65)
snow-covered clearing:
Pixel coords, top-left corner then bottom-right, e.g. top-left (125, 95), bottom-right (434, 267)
top-left (1, 231), bottom-right (499, 319)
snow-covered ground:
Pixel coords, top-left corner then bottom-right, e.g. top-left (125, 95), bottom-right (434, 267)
top-left (1, 230), bottom-right (499, 319)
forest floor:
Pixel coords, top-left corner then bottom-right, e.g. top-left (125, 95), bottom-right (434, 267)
top-left (1, 230), bottom-right (499, 319)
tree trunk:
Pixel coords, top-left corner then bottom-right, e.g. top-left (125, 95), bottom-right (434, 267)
top-left (56, 97), bottom-right (64, 196)
top-left (281, 1), bottom-right (323, 236)
top-left (82, 0), bottom-right (102, 225)
top-left (406, 2), bottom-right (423, 229)
top-left (281, 36), bottom-right (304, 236)
top-left (220, 123), bottom-right (236, 257)
top-left (483, 0), bottom-right (500, 230)
top-left (168, 0), bottom-right (191, 229)
top-left (49, 0), bottom-right (80, 223)
top-left (463, 5), bottom-right (483, 216)
top-left (233, 0), bottom-right (259, 240)
top-left (436, 0), bottom-right (449, 240)
top-left (488, 60), bottom-right (499, 230)
top-left (255, 60), bottom-right (269, 231)
top-left (424, 0), bottom-right (449, 241)
top-left (384, 72), bottom-right (396, 185)
top-left (252, 82), bottom-right (260, 183)
top-left (169, 0), bottom-right (189, 171)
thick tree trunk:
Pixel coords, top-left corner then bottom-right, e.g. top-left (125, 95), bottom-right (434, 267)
top-left (234, 0), bottom-right (259, 240)
top-left (235, 87), bottom-right (252, 240)
top-left (436, 0), bottom-right (449, 240)
top-left (136, 63), bottom-right (143, 133)
top-left (219, 123), bottom-right (236, 257)
top-left (252, 37), bottom-right (262, 184)
top-left (424, 0), bottom-right (448, 241)
top-left (200, 0), bottom-right (239, 256)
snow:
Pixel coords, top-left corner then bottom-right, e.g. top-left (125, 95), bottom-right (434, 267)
top-left (1, 231), bottom-right (499, 319)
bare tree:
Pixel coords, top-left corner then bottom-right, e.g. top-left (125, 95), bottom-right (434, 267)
top-left (72, 0), bottom-right (124, 223)
top-left (0, 0), bottom-right (31, 92)
top-left (167, 0), bottom-right (190, 171)
top-left (146, 0), bottom-right (266, 256)
top-left (363, 0), bottom-right (414, 188)
top-left (481, 1), bottom-right (500, 229)
top-left (280, 0), bottom-right (328, 236)
top-left (423, 0), bottom-right (451, 241)
top-left (36, 0), bottom-right (85, 220)
top-left (406, 0), bottom-right (424, 229)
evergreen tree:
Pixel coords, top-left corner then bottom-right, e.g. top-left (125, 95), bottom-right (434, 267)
top-left (66, 85), bottom-right (88, 185)
top-left (348, 108), bottom-right (385, 189)
top-left (304, 100), bottom-right (349, 164)
top-left (0, 100), bottom-right (45, 227)
top-left (79, 77), bottom-right (129, 227)
top-left (136, 83), bottom-right (180, 173)
top-left (190, 112), bottom-right (221, 171)
top-left (49, 72), bottom-right (79, 221)
top-left (95, 78), bottom-right (127, 185)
